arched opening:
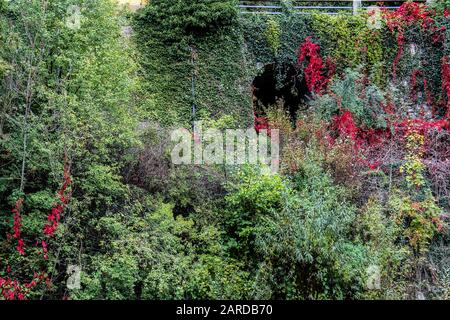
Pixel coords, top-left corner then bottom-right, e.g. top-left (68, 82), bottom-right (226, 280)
top-left (252, 63), bottom-right (308, 123)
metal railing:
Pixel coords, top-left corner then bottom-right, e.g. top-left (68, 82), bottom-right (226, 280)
top-left (238, 0), bottom-right (428, 15)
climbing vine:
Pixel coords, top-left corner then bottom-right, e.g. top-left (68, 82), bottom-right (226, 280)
top-left (0, 162), bottom-right (71, 300)
top-left (381, 1), bottom-right (436, 82)
top-left (265, 18), bottom-right (281, 55)
top-left (297, 36), bottom-right (334, 94)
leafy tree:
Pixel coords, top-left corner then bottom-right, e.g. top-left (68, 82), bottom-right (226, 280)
top-left (0, 0), bottom-right (140, 298)
top-left (224, 163), bottom-right (368, 299)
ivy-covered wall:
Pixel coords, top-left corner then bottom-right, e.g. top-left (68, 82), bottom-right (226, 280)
top-left (133, 1), bottom-right (447, 127)
top-left (133, 0), bottom-right (252, 128)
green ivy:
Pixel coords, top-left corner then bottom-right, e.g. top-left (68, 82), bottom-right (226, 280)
top-left (265, 18), bottom-right (281, 55)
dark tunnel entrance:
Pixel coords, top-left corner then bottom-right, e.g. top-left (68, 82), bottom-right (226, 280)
top-left (252, 63), bottom-right (308, 123)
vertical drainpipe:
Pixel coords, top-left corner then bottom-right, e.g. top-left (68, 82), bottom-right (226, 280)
top-left (190, 46), bottom-right (198, 132)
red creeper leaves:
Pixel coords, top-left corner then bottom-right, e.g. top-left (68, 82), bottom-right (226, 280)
top-left (11, 198), bottom-right (23, 239)
top-left (330, 109), bottom-right (449, 171)
top-left (10, 198), bottom-right (25, 255)
top-left (1, 160), bottom-right (71, 300)
top-left (43, 161), bottom-right (71, 237)
top-left (254, 111), bottom-right (270, 135)
top-left (0, 272), bottom-right (47, 300)
top-left (382, 2), bottom-right (435, 81)
top-left (16, 239), bottom-right (25, 256)
top-left (297, 37), bottom-right (334, 94)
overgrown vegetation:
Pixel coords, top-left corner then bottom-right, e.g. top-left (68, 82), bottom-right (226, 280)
top-left (0, 0), bottom-right (449, 300)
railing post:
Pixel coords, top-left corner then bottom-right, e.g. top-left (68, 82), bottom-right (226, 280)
top-left (353, 0), bottom-right (362, 15)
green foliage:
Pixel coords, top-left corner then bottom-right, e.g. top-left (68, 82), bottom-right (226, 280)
top-left (225, 165), bottom-right (286, 263)
top-left (399, 132), bottom-right (427, 190)
top-left (310, 69), bottom-right (387, 128)
top-left (134, 0), bottom-right (238, 45)
top-left (223, 161), bottom-right (370, 299)
top-left (389, 191), bottom-right (443, 254)
top-left (265, 18), bottom-right (281, 55)
top-left (241, 13), bottom-right (311, 88)
top-left (311, 14), bottom-right (384, 83)
top-left (1, 0), bottom-right (449, 301)
top-left (73, 197), bottom-right (249, 300)
top-left (0, 0), bottom-right (141, 298)
top-left (355, 196), bottom-right (412, 299)
top-left (133, 0), bottom-right (251, 127)
top-left (253, 162), bottom-right (367, 299)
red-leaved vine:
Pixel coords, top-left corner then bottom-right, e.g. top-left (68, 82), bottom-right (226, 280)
top-left (330, 108), bottom-right (449, 170)
top-left (442, 56), bottom-right (450, 119)
top-left (382, 2), bottom-right (435, 81)
top-left (297, 36), bottom-right (334, 94)
top-left (11, 198), bottom-right (23, 239)
top-left (44, 160), bottom-right (71, 237)
top-left (0, 272), bottom-right (47, 300)
top-left (333, 110), bottom-right (359, 143)
top-left (254, 111), bottom-right (271, 136)
top-left (321, 3), bottom-right (449, 170)
top-left (0, 160), bottom-right (72, 300)
top-left (9, 198), bottom-right (25, 256)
